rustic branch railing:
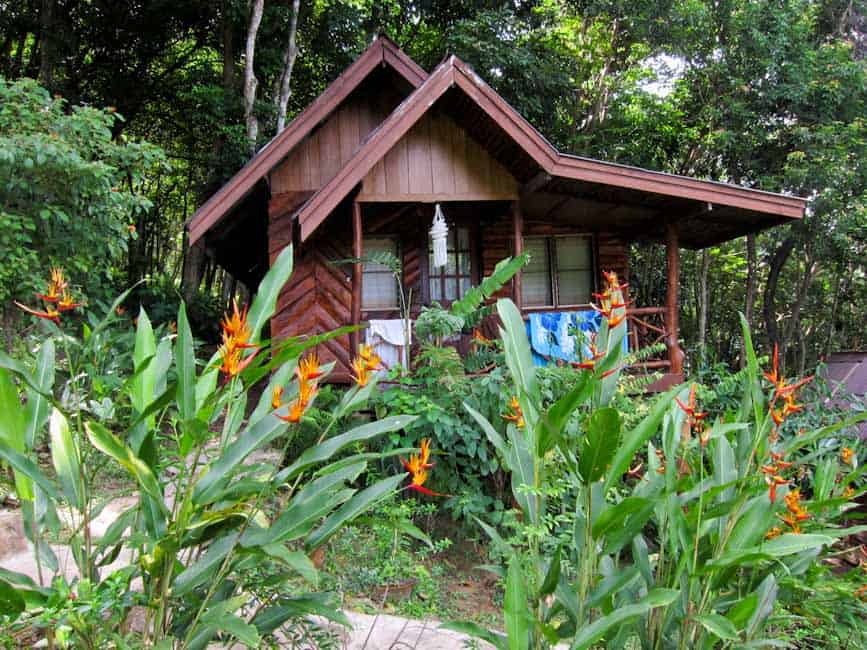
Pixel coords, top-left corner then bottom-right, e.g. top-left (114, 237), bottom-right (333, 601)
top-left (626, 306), bottom-right (671, 370)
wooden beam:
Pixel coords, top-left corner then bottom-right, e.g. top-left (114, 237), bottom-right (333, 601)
top-left (520, 172), bottom-right (552, 196)
top-left (665, 222), bottom-right (685, 375)
top-left (351, 201), bottom-right (363, 352)
top-left (512, 200), bottom-right (524, 310)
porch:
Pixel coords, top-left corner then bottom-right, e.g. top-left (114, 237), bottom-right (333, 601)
top-left (343, 198), bottom-right (685, 387)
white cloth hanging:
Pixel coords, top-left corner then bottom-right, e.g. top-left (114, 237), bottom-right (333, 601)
top-left (367, 319), bottom-right (411, 369)
top-left (430, 204), bottom-right (449, 269)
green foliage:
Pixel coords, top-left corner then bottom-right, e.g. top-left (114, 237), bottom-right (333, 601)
top-left (0, 248), bottom-right (419, 647)
top-left (444, 299), bottom-right (867, 649)
top-left (0, 77), bottom-right (165, 304)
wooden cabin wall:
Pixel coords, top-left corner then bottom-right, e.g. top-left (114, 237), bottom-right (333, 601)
top-left (359, 110), bottom-right (519, 203)
top-left (270, 209), bottom-right (353, 379)
top-left (270, 84), bottom-right (405, 195)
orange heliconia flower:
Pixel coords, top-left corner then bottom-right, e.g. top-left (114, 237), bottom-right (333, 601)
top-left (763, 345), bottom-right (812, 439)
top-left (572, 334), bottom-right (605, 371)
top-left (401, 438), bottom-right (447, 497)
top-left (471, 329), bottom-right (492, 349)
top-left (351, 345), bottom-right (381, 387)
top-left (274, 353), bottom-right (321, 423)
top-left (16, 267), bottom-right (82, 324)
top-left (842, 447), bottom-right (855, 467)
top-left (297, 354), bottom-right (324, 383)
top-left (502, 396), bottom-right (525, 428)
top-left (217, 300), bottom-right (258, 380)
top-left (765, 527), bottom-right (782, 540)
top-left (591, 271), bottom-right (631, 330)
top-left (778, 488), bottom-right (810, 534)
top-left (351, 357), bottom-right (372, 387)
top-left (762, 450), bottom-right (794, 503)
top-left (14, 302), bottom-right (61, 323)
top-left (675, 384), bottom-right (709, 441)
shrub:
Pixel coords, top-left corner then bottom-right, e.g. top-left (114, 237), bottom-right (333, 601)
top-left (443, 273), bottom-right (867, 649)
top-left (0, 249), bottom-right (423, 647)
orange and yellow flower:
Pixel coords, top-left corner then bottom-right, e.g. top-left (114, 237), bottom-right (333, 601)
top-left (273, 353), bottom-right (321, 424)
top-left (502, 396), bottom-right (525, 428)
top-left (351, 344), bottom-right (382, 387)
top-left (778, 488), bottom-right (810, 534)
top-left (15, 267), bottom-right (82, 324)
top-left (401, 438), bottom-right (447, 497)
top-left (842, 447), bottom-right (855, 467)
top-left (217, 300), bottom-right (259, 380)
top-left (591, 271), bottom-right (631, 330)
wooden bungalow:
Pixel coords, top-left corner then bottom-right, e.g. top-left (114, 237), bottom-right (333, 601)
top-left (187, 36), bottom-right (806, 387)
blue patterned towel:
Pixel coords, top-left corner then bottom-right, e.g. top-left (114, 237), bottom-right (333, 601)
top-left (526, 311), bottom-right (626, 367)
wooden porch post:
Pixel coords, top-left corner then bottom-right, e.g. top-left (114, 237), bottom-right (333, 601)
top-left (512, 200), bottom-right (523, 310)
top-left (351, 201), bottom-right (362, 352)
top-left (665, 222), bottom-right (685, 375)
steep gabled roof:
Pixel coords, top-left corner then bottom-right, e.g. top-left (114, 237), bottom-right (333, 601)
top-left (295, 55), bottom-right (805, 243)
top-left (187, 36), bottom-right (426, 245)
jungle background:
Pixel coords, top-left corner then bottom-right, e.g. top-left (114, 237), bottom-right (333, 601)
top-left (1, 0), bottom-right (866, 373)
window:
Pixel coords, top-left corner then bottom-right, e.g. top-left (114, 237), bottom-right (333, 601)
top-left (362, 237), bottom-right (399, 310)
top-left (522, 235), bottom-right (593, 308)
top-left (429, 226), bottom-right (472, 303)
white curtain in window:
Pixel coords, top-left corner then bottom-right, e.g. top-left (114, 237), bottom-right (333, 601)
top-left (362, 238), bottom-right (398, 310)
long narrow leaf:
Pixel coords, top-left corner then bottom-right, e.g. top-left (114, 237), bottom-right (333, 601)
top-left (49, 409), bottom-right (83, 510)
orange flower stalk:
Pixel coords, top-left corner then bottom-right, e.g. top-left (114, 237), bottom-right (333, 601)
top-left (16, 267), bottom-right (82, 323)
top-left (401, 438), bottom-right (448, 497)
top-left (217, 300), bottom-right (259, 380)
top-left (297, 354), bottom-right (324, 382)
top-left (591, 270), bottom-right (631, 330)
top-left (675, 384), bottom-right (709, 441)
top-left (14, 302), bottom-right (60, 324)
top-left (778, 488), bottom-right (810, 534)
top-left (502, 396), bottom-right (525, 428)
top-left (273, 354), bottom-right (321, 424)
top-left (351, 357), bottom-right (372, 387)
top-left (471, 328), bottom-right (492, 349)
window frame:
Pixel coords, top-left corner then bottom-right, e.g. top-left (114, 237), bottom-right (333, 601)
top-left (427, 225), bottom-right (474, 305)
top-left (361, 235), bottom-right (401, 312)
top-left (521, 234), bottom-right (596, 310)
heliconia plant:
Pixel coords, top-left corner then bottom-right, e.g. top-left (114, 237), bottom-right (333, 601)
top-left (443, 271), bottom-right (867, 650)
top-left (0, 247), bottom-right (437, 648)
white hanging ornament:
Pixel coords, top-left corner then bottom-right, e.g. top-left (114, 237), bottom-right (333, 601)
top-left (430, 203), bottom-right (449, 269)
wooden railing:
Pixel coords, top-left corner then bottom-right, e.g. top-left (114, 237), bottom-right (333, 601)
top-left (626, 306), bottom-right (671, 371)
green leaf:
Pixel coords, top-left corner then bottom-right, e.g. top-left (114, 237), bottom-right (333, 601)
top-left (537, 372), bottom-right (592, 456)
top-left (709, 534), bottom-right (834, 569)
top-left (131, 308), bottom-right (156, 414)
top-left (173, 534), bottom-right (239, 597)
top-left (746, 574), bottom-right (777, 639)
top-left (85, 421), bottom-right (167, 514)
top-left (175, 302), bottom-right (196, 421)
top-left (248, 244), bottom-right (294, 343)
top-left (194, 414), bottom-right (289, 504)
top-left (579, 407), bottom-right (622, 484)
top-left (199, 597), bottom-right (260, 647)
top-left (695, 613), bottom-right (740, 641)
top-left (24, 340), bottom-right (54, 448)
top-left (253, 594), bottom-right (351, 635)
top-left (571, 589), bottom-right (678, 650)
top-left (49, 409), bottom-right (83, 511)
top-left (0, 579), bottom-right (25, 618)
top-left (440, 621), bottom-right (508, 650)
top-left (504, 557), bottom-right (529, 650)
top-left (261, 545), bottom-right (318, 586)
top-left (277, 415), bottom-right (417, 483)
top-left (539, 547), bottom-right (561, 597)
top-left (306, 473), bottom-right (405, 550)
top-left (0, 441), bottom-right (55, 499)
top-left (603, 386), bottom-right (681, 493)
top-left (465, 402), bottom-right (509, 463)
top-left (497, 298), bottom-right (539, 402)
top-left (0, 368), bottom-right (33, 501)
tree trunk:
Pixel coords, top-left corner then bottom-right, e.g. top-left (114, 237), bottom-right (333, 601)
top-left (696, 249), bottom-right (710, 362)
top-left (744, 233), bottom-right (757, 326)
top-left (181, 237), bottom-right (207, 305)
top-left (275, 0), bottom-right (301, 133)
top-left (762, 235), bottom-right (796, 356)
top-left (243, 0), bottom-right (265, 152)
top-left (37, 0), bottom-right (55, 88)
